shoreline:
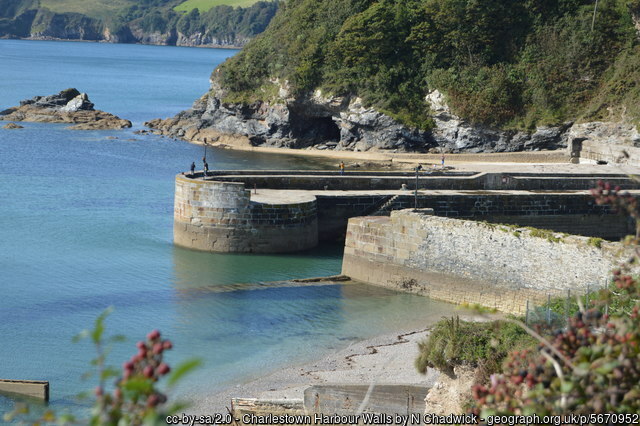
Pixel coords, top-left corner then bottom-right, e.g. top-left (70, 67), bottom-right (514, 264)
top-left (194, 138), bottom-right (640, 175)
top-left (186, 327), bottom-right (438, 414)
top-left (2, 37), bottom-right (243, 50)
top-left (187, 311), bottom-right (490, 414)
top-left (200, 139), bottom-right (570, 165)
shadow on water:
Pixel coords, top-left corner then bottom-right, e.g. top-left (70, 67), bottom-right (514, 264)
top-left (170, 242), bottom-right (345, 291)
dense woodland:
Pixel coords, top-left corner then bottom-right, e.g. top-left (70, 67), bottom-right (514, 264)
top-left (219, 0), bottom-right (640, 130)
top-left (0, 0), bottom-right (278, 46)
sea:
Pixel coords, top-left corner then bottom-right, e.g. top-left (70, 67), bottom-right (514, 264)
top-left (0, 39), bottom-right (457, 418)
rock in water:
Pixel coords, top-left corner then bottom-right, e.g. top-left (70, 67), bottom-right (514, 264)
top-left (0, 89), bottom-right (131, 130)
top-left (60, 93), bottom-right (94, 113)
top-left (2, 122), bottom-right (23, 129)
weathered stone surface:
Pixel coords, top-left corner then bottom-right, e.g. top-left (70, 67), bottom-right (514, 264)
top-left (0, 89), bottom-right (131, 130)
top-left (342, 209), bottom-right (631, 314)
top-left (2, 122), bottom-right (23, 129)
top-left (146, 76), bottom-right (639, 154)
top-left (567, 121), bottom-right (640, 166)
top-left (426, 89), bottom-right (572, 153)
top-left (174, 174), bottom-right (318, 253)
top-left (60, 93), bottom-right (94, 112)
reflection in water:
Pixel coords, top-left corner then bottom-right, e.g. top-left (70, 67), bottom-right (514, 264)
top-left (171, 243), bottom-right (344, 290)
top-left (170, 245), bottom-right (463, 399)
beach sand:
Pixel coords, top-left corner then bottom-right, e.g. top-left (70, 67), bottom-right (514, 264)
top-left (188, 312), bottom-right (491, 414)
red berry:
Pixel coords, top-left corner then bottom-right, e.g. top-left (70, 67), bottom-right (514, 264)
top-left (153, 343), bottom-right (164, 355)
top-left (143, 365), bottom-right (154, 378)
top-left (157, 363), bottom-right (170, 376)
top-left (163, 340), bottom-right (173, 350)
top-left (147, 329), bottom-right (161, 341)
top-left (146, 393), bottom-right (160, 408)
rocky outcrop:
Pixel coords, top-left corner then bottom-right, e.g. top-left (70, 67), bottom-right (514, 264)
top-left (146, 77), bottom-right (575, 153)
top-left (0, 88), bottom-right (132, 130)
top-left (629, 2), bottom-right (640, 37)
top-left (567, 121), bottom-right (640, 166)
top-left (2, 122), bottom-right (23, 129)
top-left (423, 365), bottom-right (475, 415)
top-left (426, 90), bottom-right (571, 153)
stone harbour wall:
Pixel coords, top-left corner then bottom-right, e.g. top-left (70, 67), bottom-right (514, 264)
top-left (342, 209), bottom-right (627, 314)
top-left (174, 175), bottom-right (318, 253)
top-left (317, 193), bottom-right (631, 240)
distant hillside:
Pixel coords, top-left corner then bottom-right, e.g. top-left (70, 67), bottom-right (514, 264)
top-left (175, 0), bottom-right (265, 13)
top-left (0, 0), bottom-right (278, 48)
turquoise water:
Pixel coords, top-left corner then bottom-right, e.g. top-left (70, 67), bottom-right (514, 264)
top-left (0, 40), bottom-right (457, 418)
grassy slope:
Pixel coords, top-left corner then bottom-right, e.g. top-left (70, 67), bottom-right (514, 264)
top-left (174, 0), bottom-right (264, 12)
top-left (39, 0), bottom-right (134, 19)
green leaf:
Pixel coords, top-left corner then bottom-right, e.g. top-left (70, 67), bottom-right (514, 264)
top-left (595, 361), bottom-right (620, 375)
top-left (560, 381), bottom-right (574, 393)
top-left (101, 366), bottom-right (120, 381)
top-left (91, 306), bottom-right (114, 344)
top-left (72, 329), bottom-right (90, 343)
top-left (57, 413), bottom-right (77, 425)
top-left (167, 358), bottom-right (202, 387)
top-left (122, 377), bottom-right (154, 394)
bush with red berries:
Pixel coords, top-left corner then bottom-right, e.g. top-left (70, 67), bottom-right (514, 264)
top-left (5, 309), bottom-right (200, 425)
top-left (470, 181), bottom-right (640, 419)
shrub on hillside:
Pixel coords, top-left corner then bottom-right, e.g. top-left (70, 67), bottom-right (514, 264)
top-left (469, 181), bottom-right (640, 417)
top-left (415, 316), bottom-right (535, 378)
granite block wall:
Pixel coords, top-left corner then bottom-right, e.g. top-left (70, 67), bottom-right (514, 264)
top-left (342, 209), bottom-right (626, 314)
top-left (174, 175), bottom-right (318, 253)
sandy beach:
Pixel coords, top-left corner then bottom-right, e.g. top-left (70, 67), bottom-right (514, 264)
top-left (188, 311), bottom-right (491, 415)
top-left (188, 328), bottom-right (437, 414)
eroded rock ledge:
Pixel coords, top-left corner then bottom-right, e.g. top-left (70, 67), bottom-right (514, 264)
top-left (145, 73), bottom-right (578, 154)
top-left (0, 88), bottom-right (132, 130)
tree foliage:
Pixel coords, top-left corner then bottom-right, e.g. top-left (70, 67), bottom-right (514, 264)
top-left (219, 0), bottom-right (640, 130)
top-left (465, 181), bottom-right (640, 417)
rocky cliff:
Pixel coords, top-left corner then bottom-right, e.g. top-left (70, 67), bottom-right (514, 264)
top-left (1, 88), bottom-right (132, 130)
top-left (146, 77), bottom-right (580, 154)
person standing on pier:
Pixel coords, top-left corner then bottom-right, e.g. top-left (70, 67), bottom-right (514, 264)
top-left (339, 161), bottom-right (345, 175)
top-left (190, 162), bottom-right (195, 176)
top-left (441, 153), bottom-right (445, 168)
top-left (204, 161), bottom-right (209, 178)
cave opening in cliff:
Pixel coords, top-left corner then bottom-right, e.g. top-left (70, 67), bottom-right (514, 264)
top-left (290, 111), bottom-right (341, 145)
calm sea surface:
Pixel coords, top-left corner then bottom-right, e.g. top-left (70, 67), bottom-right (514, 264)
top-left (0, 40), bottom-right (457, 417)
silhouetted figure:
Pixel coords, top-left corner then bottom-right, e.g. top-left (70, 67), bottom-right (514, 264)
top-left (204, 161), bottom-right (209, 178)
top-left (190, 162), bottom-right (195, 176)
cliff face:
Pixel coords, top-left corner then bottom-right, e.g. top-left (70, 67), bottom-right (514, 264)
top-left (29, 9), bottom-right (103, 41)
top-left (146, 78), bottom-right (573, 154)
